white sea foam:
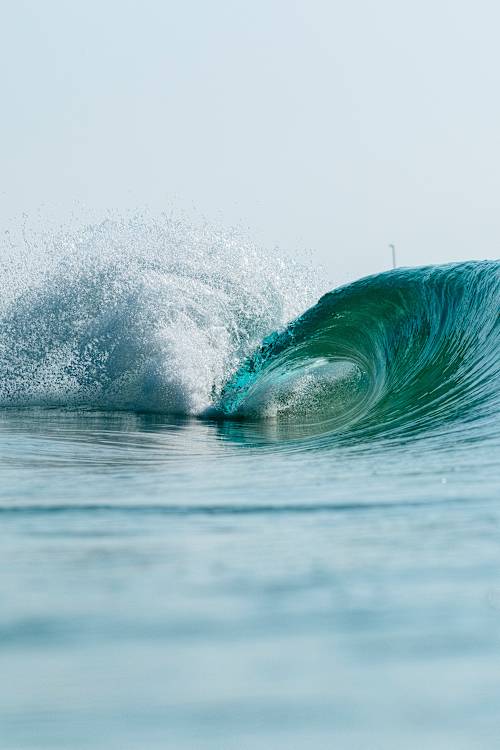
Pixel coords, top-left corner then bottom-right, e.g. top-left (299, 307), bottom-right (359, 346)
top-left (0, 214), bottom-right (323, 413)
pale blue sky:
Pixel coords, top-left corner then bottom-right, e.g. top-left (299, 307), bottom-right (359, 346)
top-left (2, 0), bottom-right (499, 282)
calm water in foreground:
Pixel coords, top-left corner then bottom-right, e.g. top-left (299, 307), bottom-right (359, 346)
top-left (1, 408), bottom-right (500, 750)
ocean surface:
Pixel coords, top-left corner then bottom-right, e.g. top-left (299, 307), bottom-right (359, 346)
top-left (1, 218), bottom-right (499, 749)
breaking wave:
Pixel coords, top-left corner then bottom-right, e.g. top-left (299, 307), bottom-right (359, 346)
top-left (0, 215), bottom-right (320, 414)
top-left (216, 261), bottom-right (500, 441)
top-left (1, 215), bottom-right (498, 444)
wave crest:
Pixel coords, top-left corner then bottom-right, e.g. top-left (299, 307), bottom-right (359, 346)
top-left (216, 262), bottom-right (500, 441)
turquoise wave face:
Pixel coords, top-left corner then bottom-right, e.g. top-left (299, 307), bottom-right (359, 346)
top-left (215, 261), bottom-right (500, 442)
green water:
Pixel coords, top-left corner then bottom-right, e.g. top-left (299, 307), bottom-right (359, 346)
top-left (1, 257), bottom-right (499, 748)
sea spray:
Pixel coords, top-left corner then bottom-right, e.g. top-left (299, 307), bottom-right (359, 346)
top-left (0, 214), bottom-right (322, 413)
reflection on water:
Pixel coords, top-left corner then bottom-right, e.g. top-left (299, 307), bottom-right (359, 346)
top-left (1, 408), bottom-right (500, 749)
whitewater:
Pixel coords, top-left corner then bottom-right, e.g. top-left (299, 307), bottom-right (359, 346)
top-left (0, 215), bottom-right (321, 414)
top-left (1, 214), bottom-right (500, 750)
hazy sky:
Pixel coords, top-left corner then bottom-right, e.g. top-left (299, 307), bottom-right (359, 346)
top-left (2, 0), bottom-right (499, 283)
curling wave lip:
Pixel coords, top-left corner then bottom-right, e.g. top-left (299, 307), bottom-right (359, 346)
top-left (215, 261), bottom-right (500, 443)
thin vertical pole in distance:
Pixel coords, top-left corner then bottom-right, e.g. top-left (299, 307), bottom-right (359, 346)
top-left (389, 244), bottom-right (396, 269)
